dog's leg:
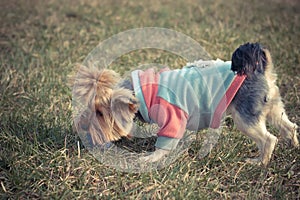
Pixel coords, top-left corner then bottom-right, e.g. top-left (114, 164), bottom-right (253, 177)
top-left (139, 148), bottom-right (170, 163)
top-left (266, 98), bottom-right (299, 147)
top-left (230, 106), bottom-right (278, 166)
top-left (263, 81), bottom-right (299, 147)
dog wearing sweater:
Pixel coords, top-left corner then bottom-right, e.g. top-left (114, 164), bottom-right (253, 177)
top-left (72, 43), bottom-right (299, 166)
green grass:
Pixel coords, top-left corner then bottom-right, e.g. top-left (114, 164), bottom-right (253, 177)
top-left (1, 0), bottom-right (299, 199)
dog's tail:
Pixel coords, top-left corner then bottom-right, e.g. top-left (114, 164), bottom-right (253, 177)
top-left (263, 47), bottom-right (277, 85)
top-left (231, 42), bottom-right (276, 81)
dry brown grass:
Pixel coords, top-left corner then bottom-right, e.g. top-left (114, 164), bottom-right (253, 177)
top-left (0, 0), bottom-right (299, 199)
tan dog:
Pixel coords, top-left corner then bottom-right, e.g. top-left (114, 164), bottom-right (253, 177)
top-left (72, 43), bottom-right (299, 166)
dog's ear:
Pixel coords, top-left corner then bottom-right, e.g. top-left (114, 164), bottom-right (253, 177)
top-left (111, 89), bottom-right (139, 133)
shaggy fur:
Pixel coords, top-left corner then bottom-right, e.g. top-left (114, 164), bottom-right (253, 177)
top-left (228, 43), bottom-right (299, 165)
top-left (72, 43), bottom-right (299, 166)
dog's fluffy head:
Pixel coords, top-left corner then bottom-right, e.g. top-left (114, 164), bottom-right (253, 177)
top-left (73, 65), bottom-right (139, 146)
top-left (231, 42), bottom-right (274, 77)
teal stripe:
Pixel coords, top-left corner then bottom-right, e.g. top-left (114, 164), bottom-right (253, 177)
top-left (158, 62), bottom-right (235, 116)
top-left (131, 70), bottom-right (151, 122)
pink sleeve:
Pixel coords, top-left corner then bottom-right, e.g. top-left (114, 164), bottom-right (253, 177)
top-left (149, 97), bottom-right (188, 139)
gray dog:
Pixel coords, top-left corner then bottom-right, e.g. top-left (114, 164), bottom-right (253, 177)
top-left (73, 43), bottom-right (299, 166)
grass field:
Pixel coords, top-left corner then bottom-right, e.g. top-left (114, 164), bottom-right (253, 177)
top-left (1, 0), bottom-right (300, 199)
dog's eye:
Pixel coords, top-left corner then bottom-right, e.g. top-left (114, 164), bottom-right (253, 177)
top-left (96, 110), bottom-right (103, 117)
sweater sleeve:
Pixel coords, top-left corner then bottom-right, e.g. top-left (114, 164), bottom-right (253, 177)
top-left (148, 97), bottom-right (188, 150)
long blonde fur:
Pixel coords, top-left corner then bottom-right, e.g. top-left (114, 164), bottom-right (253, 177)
top-left (72, 64), bottom-right (137, 145)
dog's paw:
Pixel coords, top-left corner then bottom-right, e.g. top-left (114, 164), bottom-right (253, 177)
top-left (245, 134), bottom-right (278, 167)
top-left (139, 148), bottom-right (170, 163)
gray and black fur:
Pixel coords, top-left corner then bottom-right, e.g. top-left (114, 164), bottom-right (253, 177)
top-left (73, 42), bottom-right (299, 166)
top-left (231, 43), bottom-right (269, 125)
